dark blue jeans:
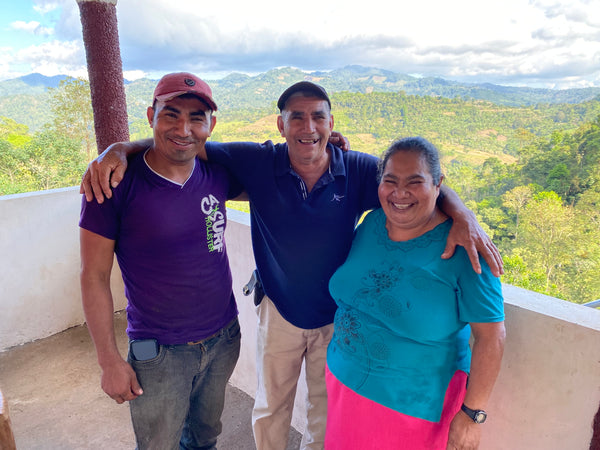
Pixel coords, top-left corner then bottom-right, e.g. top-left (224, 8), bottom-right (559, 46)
top-left (128, 318), bottom-right (241, 450)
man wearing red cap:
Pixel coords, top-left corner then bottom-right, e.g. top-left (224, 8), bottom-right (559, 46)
top-left (81, 80), bottom-right (502, 450)
top-left (79, 72), bottom-right (243, 449)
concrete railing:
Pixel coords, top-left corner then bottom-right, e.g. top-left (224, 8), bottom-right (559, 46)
top-left (1, 187), bottom-right (599, 449)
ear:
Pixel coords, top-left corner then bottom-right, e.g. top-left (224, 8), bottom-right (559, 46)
top-left (146, 106), bottom-right (154, 127)
top-left (329, 114), bottom-right (334, 131)
top-left (208, 115), bottom-right (217, 136)
top-left (277, 115), bottom-right (285, 137)
top-left (437, 174), bottom-right (444, 189)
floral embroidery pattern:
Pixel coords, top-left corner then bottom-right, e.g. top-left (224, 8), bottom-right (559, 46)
top-left (353, 264), bottom-right (407, 317)
top-left (334, 308), bottom-right (362, 354)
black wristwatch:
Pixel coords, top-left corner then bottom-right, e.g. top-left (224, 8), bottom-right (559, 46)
top-left (461, 404), bottom-right (487, 424)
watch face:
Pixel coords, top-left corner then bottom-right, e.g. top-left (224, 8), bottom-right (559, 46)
top-left (474, 411), bottom-right (487, 423)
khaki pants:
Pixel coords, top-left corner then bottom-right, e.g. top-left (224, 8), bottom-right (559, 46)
top-left (252, 296), bottom-right (334, 450)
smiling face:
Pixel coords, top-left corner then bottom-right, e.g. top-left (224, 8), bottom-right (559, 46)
top-left (378, 150), bottom-right (443, 241)
top-left (277, 94), bottom-right (334, 168)
top-left (146, 94), bottom-right (216, 170)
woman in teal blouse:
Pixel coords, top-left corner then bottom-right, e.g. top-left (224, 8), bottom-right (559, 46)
top-left (325, 137), bottom-right (506, 449)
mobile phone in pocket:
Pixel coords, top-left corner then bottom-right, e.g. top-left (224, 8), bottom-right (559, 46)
top-left (130, 339), bottom-right (159, 361)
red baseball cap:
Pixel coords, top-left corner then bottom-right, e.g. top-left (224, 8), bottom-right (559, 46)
top-left (153, 72), bottom-right (217, 111)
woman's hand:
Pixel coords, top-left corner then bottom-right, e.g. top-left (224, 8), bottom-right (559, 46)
top-left (446, 411), bottom-right (481, 450)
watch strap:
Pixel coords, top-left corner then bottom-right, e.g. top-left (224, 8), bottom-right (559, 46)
top-left (461, 403), bottom-right (487, 423)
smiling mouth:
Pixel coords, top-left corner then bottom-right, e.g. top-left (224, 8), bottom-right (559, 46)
top-left (299, 138), bottom-right (319, 144)
top-left (170, 138), bottom-right (195, 147)
top-left (392, 202), bottom-right (413, 210)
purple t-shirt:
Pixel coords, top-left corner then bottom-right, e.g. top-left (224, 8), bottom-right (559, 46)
top-left (79, 151), bottom-right (241, 344)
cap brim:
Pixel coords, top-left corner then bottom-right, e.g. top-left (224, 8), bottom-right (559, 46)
top-left (154, 91), bottom-right (217, 111)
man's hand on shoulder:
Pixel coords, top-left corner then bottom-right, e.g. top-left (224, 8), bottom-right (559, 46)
top-left (80, 139), bottom-right (151, 203)
top-left (80, 142), bottom-right (128, 203)
top-left (329, 131), bottom-right (350, 151)
top-left (442, 210), bottom-right (504, 277)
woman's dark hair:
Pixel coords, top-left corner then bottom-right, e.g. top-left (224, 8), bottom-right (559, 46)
top-left (377, 136), bottom-right (442, 184)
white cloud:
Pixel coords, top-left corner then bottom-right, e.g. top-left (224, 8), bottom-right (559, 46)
top-left (123, 70), bottom-right (147, 81)
top-left (108, 0), bottom-right (598, 88)
top-left (1, 0), bottom-right (599, 88)
top-left (33, 1), bottom-right (60, 15)
top-left (10, 20), bottom-right (54, 36)
top-left (12, 40), bottom-right (87, 78)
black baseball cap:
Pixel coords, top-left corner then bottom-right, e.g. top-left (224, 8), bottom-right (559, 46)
top-left (277, 81), bottom-right (331, 111)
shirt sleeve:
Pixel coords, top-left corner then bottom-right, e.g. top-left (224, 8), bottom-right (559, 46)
top-left (455, 248), bottom-right (505, 324)
top-left (79, 194), bottom-right (119, 241)
top-left (206, 141), bottom-right (266, 170)
top-left (206, 140), bottom-right (276, 191)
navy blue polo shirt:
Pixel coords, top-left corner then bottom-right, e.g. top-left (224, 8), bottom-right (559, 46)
top-left (206, 141), bottom-right (380, 329)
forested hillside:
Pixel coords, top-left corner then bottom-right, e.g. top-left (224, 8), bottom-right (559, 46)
top-left (2, 66), bottom-right (600, 132)
top-left (1, 69), bottom-right (599, 306)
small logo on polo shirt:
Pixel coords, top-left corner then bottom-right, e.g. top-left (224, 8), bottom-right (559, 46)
top-left (331, 194), bottom-right (345, 202)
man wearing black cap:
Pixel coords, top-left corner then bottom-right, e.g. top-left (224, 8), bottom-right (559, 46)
top-left (79, 72), bottom-right (243, 449)
top-left (81, 80), bottom-right (502, 450)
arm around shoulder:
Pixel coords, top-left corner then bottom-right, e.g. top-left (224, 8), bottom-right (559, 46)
top-left (438, 185), bottom-right (504, 277)
top-left (80, 139), bottom-right (153, 204)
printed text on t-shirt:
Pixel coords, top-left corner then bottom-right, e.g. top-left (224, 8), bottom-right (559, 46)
top-left (201, 194), bottom-right (225, 252)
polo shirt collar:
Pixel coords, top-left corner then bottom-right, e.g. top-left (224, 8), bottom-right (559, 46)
top-left (275, 143), bottom-right (347, 179)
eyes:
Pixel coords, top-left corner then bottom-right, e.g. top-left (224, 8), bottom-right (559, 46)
top-left (382, 178), bottom-right (426, 187)
top-left (288, 113), bottom-right (328, 122)
top-left (161, 111), bottom-right (207, 123)
top-left (190, 115), bottom-right (207, 123)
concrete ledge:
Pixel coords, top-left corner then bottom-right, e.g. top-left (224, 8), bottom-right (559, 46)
top-left (487, 284), bottom-right (600, 449)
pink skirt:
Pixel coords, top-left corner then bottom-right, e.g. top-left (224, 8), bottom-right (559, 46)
top-left (325, 366), bottom-right (468, 450)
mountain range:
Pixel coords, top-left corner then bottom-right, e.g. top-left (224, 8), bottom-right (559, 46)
top-left (1, 65), bottom-right (599, 133)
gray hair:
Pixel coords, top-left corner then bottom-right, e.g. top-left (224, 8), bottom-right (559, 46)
top-left (377, 137), bottom-right (442, 184)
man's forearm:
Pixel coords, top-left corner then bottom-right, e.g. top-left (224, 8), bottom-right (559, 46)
top-left (80, 229), bottom-right (123, 366)
top-left (437, 185), bottom-right (474, 221)
top-left (81, 277), bottom-right (123, 367)
top-left (81, 272), bottom-right (143, 403)
top-left (121, 138), bottom-right (153, 156)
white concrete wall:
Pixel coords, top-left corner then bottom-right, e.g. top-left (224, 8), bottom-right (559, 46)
top-left (1, 188), bottom-right (599, 448)
top-left (0, 187), bottom-right (126, 350)
top-left (484, 285), bottom-right (600, 449)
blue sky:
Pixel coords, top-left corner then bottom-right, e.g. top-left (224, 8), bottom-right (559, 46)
top-left (1, 0), bottom-right (599, 89)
